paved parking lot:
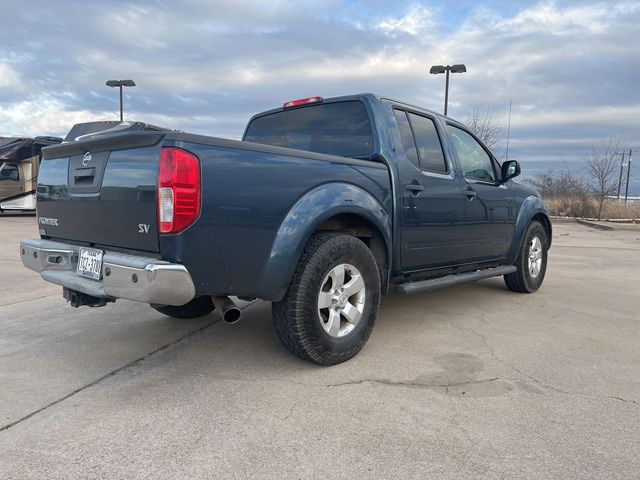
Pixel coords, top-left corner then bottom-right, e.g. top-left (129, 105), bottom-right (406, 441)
top-left (1, 215), bottom-right (639, 479)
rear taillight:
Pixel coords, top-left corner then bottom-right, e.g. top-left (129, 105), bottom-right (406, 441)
top-left (157, 147), bottom-right (201, 234)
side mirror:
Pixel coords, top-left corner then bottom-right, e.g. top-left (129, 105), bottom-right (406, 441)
top-left (501, 160), bottom-right (521, 182)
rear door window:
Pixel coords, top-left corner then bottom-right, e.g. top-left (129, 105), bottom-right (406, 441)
top-left (407, 113), bottom-right (448, 174)
top-left (393, 109), bottom-right (447, 174)
top-left (244, 101), bottom-right (374, 158)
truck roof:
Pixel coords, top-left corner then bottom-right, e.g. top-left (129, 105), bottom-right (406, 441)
top-left (248, 93), bottom-right (447, 123)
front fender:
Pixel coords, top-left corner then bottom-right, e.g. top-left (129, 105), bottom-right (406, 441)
top-left (255, 183), bottom-right (392, 301)
top-left (506, 195), bottom-right (552, 264)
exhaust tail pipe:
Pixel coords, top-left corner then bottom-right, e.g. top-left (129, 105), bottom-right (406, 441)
top-left (212, 296), bottom-right (242, 324)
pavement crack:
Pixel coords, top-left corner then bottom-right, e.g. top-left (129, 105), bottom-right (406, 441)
top-left (608, 396), bottom-right (640, 406)
top-left (456, 323), bottom-right (640, 408)
top-left (325, 377), bottom-right (501, 390)
top-left (260, 376), bottom-right (503, 392)
top-left (0, 318), bottom-right (221, 434)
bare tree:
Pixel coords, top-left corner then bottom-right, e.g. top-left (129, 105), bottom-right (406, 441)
top-left (465, 106), bottom-right (502, 153)
top-left (528, 170), bottom-right (587, 199)
top-left (527, 169), bottom-right (593, 217)
top-left (584, 137), bottom-right (626, 220)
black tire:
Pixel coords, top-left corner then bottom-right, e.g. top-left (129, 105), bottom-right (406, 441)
top-left (504, 221), bottom-right (548, 293)
top-left (151, 296), bottom-right (215, 319)
top-left (273, 233), bottom-right (381, 366)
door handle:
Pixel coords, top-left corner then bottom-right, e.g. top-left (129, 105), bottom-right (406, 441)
top-left (404, 183), bottom-right (424, 193)
top-left (464, 187), bottom-right (477, 200)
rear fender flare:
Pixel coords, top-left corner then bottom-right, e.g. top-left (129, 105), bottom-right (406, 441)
top-left (256, 183), bottom-right (392, 301)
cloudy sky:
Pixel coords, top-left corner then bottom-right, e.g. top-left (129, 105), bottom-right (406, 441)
top-left (1, 0), bottom-right (639, 187)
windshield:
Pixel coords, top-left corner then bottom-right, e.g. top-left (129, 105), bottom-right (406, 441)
top-left (244, 101), bottom-right (374, 158)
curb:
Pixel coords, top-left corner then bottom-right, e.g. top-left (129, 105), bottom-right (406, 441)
top-left (552, 216), bottom-right (640, 231)
top-left (549, 216), bottom-right (577, 224)
top-left (575, 219), bottom-right (614, 231)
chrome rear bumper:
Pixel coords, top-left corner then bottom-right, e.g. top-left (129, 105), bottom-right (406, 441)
top-left (20, 239), bottom-right (196, 306)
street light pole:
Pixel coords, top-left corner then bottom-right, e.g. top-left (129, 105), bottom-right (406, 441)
top-left (430, 64), bottom-right (466, 116)
top-left (444, 69), bottom-right (450, 116)
top-left (119, 85), bottom-right (123, 121)
top-left (106, 79), bottom-right (136, 122)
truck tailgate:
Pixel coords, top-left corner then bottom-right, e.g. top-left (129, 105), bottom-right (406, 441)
top-left (36, 131), bottom-right (164, 253)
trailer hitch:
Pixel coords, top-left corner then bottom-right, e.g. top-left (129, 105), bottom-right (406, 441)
top-left (63, 287), bottom-right (115, 308)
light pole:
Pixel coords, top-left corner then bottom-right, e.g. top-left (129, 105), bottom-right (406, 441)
top-left (429, 64), bottom-right (466, 116)
top-left (106, 79), bottom-right (136, 122)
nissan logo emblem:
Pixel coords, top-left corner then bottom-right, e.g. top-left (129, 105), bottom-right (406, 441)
top-left (82, 152), bottom-right (92, 167)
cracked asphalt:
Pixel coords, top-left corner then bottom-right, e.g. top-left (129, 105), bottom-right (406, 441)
top-left (1, 216), bottom-right (639, 479)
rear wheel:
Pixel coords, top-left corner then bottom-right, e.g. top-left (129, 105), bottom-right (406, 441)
top-left (273, 233), bottom-right (380, 366)
top-left (151, 296), bottom-right (215, 319)
top-left (504, 221), bottom-right (548, 293)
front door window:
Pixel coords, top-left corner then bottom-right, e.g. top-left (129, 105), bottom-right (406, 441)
top-left (447, 126), bottom-right (496, 183)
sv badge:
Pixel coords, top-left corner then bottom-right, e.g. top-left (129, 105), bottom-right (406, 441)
top-left (138, 224), bottom-right (150, 234)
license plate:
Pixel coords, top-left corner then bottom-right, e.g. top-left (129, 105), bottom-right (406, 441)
top-left (77, 247), bottom-right (103, 280)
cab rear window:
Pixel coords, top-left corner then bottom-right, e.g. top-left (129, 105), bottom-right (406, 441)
top-left (244, 101), bottom-right (374, 158)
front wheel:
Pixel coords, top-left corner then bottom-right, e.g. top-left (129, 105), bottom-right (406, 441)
top-left (504, 221), bottom-right (548, 293)
top-left (273, 233), bottom-right (381, 366)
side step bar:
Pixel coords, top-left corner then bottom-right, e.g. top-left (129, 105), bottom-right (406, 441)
top-left (394, 266), bottom-right (516, 295)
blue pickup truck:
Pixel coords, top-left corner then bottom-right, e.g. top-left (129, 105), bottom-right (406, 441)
top-left (20, 94), bottom-right (551, 365)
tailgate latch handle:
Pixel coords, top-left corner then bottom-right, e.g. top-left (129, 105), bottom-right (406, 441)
top-left (74, 167), bottom-right (96, 180)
